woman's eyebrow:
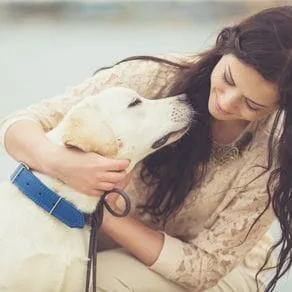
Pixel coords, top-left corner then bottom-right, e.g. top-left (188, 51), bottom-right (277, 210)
top-left (227, 65), bottom-right (267, 108)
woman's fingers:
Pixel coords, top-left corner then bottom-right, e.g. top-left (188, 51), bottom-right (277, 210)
top-left (115, 172), bottom-right (133, 190)
top-left (97, 171), bottom-right (128, 183)
top-left (96, 182), bottom-right (116, 192)
top-left (86, 189), bottom-right (105, 197)
top-left (54, 148), bottom-right (132, 197)
top-left (99, 157), bottom-right (130, 171)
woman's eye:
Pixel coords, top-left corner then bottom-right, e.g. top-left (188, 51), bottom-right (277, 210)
top-left (222, 71), bottom-right (234, 86)
top-left (152, 133), bottom-right (171, 149)
top-left (245, 100), bottom-right (260, 112)
top-left (128, 98), bottom-right (142, 108)
top-left (221, 73), bottom-right (261, 112)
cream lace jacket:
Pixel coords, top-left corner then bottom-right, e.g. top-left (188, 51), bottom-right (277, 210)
top-left (0, 54), bottom-right (277, 291)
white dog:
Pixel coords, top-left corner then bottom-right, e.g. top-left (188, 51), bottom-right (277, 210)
top-left (0, 87), bottom-right (194, 292)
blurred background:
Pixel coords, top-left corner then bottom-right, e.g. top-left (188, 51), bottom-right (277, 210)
top-left (0, 0), bottom-right (291, 291)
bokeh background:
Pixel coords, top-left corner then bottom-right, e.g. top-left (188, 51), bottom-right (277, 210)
top-left (0, 0), bottom-right (291, 290)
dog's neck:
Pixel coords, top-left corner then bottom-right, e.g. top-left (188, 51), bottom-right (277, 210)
top-left (31, 171), bottom-right (100, 214)
top-left (29, 125), bottom-right (135, 214)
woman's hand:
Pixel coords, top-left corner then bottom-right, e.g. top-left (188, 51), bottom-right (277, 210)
top-left (104, 171), bottom-right (133, 213)
top-left (114, 171), bottom-right (133, 190)
top-left (5, 120), bottom-right (131, 198)
top-left (44, 145), bottom-right (130, 197)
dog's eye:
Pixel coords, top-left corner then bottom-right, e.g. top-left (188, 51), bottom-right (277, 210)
top-left (128, 98), bottom-right (142, 108)
top-left (152, 133), bottom-right (172, 149)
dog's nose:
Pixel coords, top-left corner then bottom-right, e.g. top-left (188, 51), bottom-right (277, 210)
top-left (177, 93), bottom-right (188, 102)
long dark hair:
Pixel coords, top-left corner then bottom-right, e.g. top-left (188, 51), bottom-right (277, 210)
top-left (96, 6), bottom-right (292, 291)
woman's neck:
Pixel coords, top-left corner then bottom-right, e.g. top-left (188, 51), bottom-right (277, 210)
top-left (211, 119), bottom-right (250, 145)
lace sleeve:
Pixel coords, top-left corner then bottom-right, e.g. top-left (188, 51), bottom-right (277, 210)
top-left (0, 57), bottom-right (180, 149)
top-left (150, 167), bottom-right (275, 291)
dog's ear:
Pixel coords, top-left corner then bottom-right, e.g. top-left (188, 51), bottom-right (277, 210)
top-left (62, 107), bottom-right (119, 158)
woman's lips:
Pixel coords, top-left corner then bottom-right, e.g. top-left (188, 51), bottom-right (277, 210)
top-left (215, 94), bottom-right (232, 115)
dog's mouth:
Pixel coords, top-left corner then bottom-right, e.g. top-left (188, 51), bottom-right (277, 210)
top-left (151, 124), bottom-right (190, 150)
top-left (176, 124), bottom-right (191, 135)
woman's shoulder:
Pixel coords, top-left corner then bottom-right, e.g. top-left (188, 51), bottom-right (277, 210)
top-left (262, 110), bottom-right (283, 139)
top-left (251, 111), bottom-right (283, 147)
top-left (234, 111), bottom-right (283, 171)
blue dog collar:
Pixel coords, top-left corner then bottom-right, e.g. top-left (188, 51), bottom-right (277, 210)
top-left (10, 163), bottom-right (86, 228)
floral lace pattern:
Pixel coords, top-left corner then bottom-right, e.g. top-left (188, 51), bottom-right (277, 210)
top-left (0, 54), bottom-right (277, 291)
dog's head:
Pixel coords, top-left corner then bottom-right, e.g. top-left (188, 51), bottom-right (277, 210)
top-left (50, 87), bottom-right (194, 170)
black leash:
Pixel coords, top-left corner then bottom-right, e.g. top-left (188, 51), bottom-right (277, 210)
top-left (85, 188), bottom-right (131, 292)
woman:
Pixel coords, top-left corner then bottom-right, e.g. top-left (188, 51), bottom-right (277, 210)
top-left (1, 6), bottom-right (292, 292)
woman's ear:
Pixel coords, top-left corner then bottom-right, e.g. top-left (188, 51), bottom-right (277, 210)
top-left (62, 107), bottom-right (119, 158)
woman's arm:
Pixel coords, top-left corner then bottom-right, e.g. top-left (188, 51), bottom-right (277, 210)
top-left (101, 169), bottom-right (275, 291)
top-left (0, 55), bottom-right (178, 149)
top-left (102, 210), bottom-right (164, 266)
top-left (4, 119), bottom-right (130, 196)
top-left (1, 58), bottom-right (179, 195)
top-left (5, 120), bottom-right (59, 175)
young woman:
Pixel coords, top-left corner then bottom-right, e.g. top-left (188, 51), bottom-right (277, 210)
top-left (1, 6), bottom-right (292, 292)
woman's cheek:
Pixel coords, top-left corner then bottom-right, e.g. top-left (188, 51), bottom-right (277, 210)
top-left (240, 109), bottom-right (260, 121)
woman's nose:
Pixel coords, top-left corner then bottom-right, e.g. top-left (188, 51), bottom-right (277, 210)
top-left (219, 89), bottom-right (241, 111)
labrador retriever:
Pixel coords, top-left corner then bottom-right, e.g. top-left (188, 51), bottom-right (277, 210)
top-left (0, 86), bottom-right (194, 292)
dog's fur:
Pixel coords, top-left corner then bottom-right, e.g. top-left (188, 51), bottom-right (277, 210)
top-left (0, 87), bottom-right (193, 292)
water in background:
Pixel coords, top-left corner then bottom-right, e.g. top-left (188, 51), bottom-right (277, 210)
top-left (0, 1), bottom-right (291, 290)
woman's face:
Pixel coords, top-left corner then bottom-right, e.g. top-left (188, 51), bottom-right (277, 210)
top-left (208, 54), bottom-right (279, 123)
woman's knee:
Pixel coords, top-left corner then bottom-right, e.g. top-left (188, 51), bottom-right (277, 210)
top-left (96, 249), bottom-right (134, 291)
top-left (95, 248), bottom-right (186, 292)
